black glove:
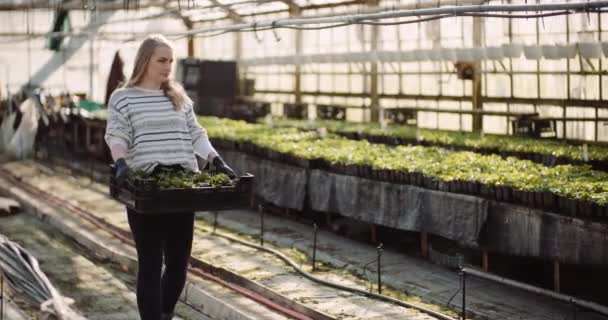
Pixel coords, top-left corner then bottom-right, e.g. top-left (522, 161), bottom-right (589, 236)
top-left (114, 158), bottom-right (129, 186)
top-left (212, 156), bottom-right (236, 179)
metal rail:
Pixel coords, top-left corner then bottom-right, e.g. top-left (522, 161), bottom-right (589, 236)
top-left (460, 267), bottom-right (608, 319)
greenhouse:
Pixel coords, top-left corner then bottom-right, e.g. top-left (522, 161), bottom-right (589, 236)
top-left (0, 1), bottom-right (607, 320)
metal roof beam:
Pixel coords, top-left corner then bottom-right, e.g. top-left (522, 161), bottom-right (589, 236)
top-left (0, 0), bottom-right (166, 10)
top-left (208, 0), bottom-right (244, 22)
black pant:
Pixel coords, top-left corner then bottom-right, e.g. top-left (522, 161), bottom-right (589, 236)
top-left (127, 209), bottom-right (194, 320)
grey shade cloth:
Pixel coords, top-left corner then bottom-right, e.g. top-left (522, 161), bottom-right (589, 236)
top-left (483, 202), bottom-right (608, 268)
top-left (308, 169), bottom-right (488, 247)
top-left (218, 149), bottom-right (608, 267)
top-left (222, 150), bottom-right (308, 210)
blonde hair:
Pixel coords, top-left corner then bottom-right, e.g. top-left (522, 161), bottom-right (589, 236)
top-left (125, 34), bottom-right (192, 111)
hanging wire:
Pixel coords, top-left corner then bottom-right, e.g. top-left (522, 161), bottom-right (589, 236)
top-left (279, 22), bottom-right (352, 30)
top-left (271, 21), bottom-right (281, 42)
top-left (4, 2), bottom-right (608, 41)
top-left (182, 1), bottom-right (608, 36)
top-left (253, 22), bottom-right (263, 43)
top-left (357, 13), bottom-right (454, 26)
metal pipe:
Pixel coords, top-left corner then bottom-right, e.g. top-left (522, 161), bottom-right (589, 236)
top-left (461, 267), bottom-right (608, 317)
top-left (312, 223), bottom-right (318, 272)
top-left (297, 0), bottom-right (484, 20)
top-left (460, 270), bottom-right (466, 320)
top-left (377, 243), bottom-right (383, 295)
top-left (14, 1), bottom-right (607, 41)
top-left (213, 211), bottom-right (218, 233)
top-left (1, 274), bottom-right (4, 320)
top-left (259, 204), bottom-right (264, 246)
top-left (89, 14), bottom-right (95, 102)
top-left (184, 1), bottom-right (608, 36)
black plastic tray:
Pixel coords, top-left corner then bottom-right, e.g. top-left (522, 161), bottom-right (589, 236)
top-left (109, 166), bottom-right (254, 214)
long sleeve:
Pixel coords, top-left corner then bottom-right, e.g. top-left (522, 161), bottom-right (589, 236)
top-left (104, 91), bottom-right (132, 161)
top-left (185, 104), bottom-right (217, 160)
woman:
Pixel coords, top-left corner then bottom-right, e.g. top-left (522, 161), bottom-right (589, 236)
top-left (105, 34), bottom-right (235, 320)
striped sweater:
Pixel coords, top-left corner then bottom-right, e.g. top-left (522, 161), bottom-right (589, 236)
top-left (104, 86), bottom-right (216, 173)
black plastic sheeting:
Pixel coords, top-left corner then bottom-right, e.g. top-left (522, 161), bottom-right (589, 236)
top-left (482, 202), bottom-right (608, 268)
top-left (222, 150), bottom-right (308, 210)
top-left (219, 149), bottom-right (608, 267)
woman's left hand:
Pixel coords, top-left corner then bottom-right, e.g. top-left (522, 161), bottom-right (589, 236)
top-left (212, 156), bottom-right (237, 179)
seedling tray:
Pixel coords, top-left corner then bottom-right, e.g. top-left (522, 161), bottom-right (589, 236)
top-left (109, 165), bottom-right (254, 214)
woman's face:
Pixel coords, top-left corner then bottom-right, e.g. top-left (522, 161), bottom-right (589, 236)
top-left (145, 46), bottom-right (173, 84)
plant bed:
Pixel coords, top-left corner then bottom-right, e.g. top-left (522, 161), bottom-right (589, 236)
top-left (480, 185), bottom-right (495, 200)
top-left (437, 180), bottom-right (449, 192)
top-left (466, 181), bottom-right (480, 196)
top-left (578, 200), bottom-right (594, 218)
top-left (542, 191), bottom-right (556, 211)
top-left (422, 175), bottom-right (439, 190)
top-left (261, 117), bottom-right (608, 172)
top-left (557, 196), bottom-right (578, 217)
top-left (497, 186), bottom-right (512, 203)
top-left (448, 180), bottom-right (459, 194)
top-left (199, 117), bottom-right (608, 218)
top-left (109, 165), bottom-right (254, 214)
top-left (597, 204), bottom-right (608, 219)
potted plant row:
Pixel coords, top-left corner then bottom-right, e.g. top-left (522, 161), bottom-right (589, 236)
top-left (200, 116), bottom-right (608, 222)
top-left (263, 117), bottom-right (608, 172)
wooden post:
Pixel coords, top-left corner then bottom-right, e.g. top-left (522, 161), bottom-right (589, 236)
top-left (370, 224), bottom-right (377, 244)
top-left (471, 16), bottom-right (484, 133)
top-left (249, 192), bottom-right (255, 208)
top-left (291, 5), bottom-right (302, 105)
top-left (183, 19), bottom-right (195, 58)
top-left (73, 122), bottom-right (79, 152)
top-left (420, 232), bottom-right (428, 258)
top-left (553, 259), bottom-right (561, 292)
top-left (368, 0), bottom-right (380, 122)
top-left (482, 250), bottom-right (489, 272)
top-left (85, 122), bottom-right (91, 153)
top-left (369, 25), bottom-right (380, 122)
top-left (187, 36), bottom-right (194, 58)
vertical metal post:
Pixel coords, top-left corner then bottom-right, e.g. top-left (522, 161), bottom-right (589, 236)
top-left (377, 243), bottom-right (383, 294)
top-left (597, 11), bottom-right (602, 142)
top-left (312, 223), bottom-right (318, 272)
top-left (553, 259), bottom-right (560, 293)
top-left (259, 204), bottom-right (264, 246)
top-left (213, 211), bottom-right (218, 234)
top-left (420, 231), bottom-right (429, 259)
top-left (482, 250), bottom-right (489, 272)
top-left (1, 273), bottom-right (4, 320)
top-left (89, 10), bottom-right (95, 100)
top-left (460, 269), bottom-right (467, 320)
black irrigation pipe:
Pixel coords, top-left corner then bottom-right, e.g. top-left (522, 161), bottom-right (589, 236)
top-left (461, 267), bottom-right (608, 318)
top-left (194, 223), bottom-right (458, 320)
